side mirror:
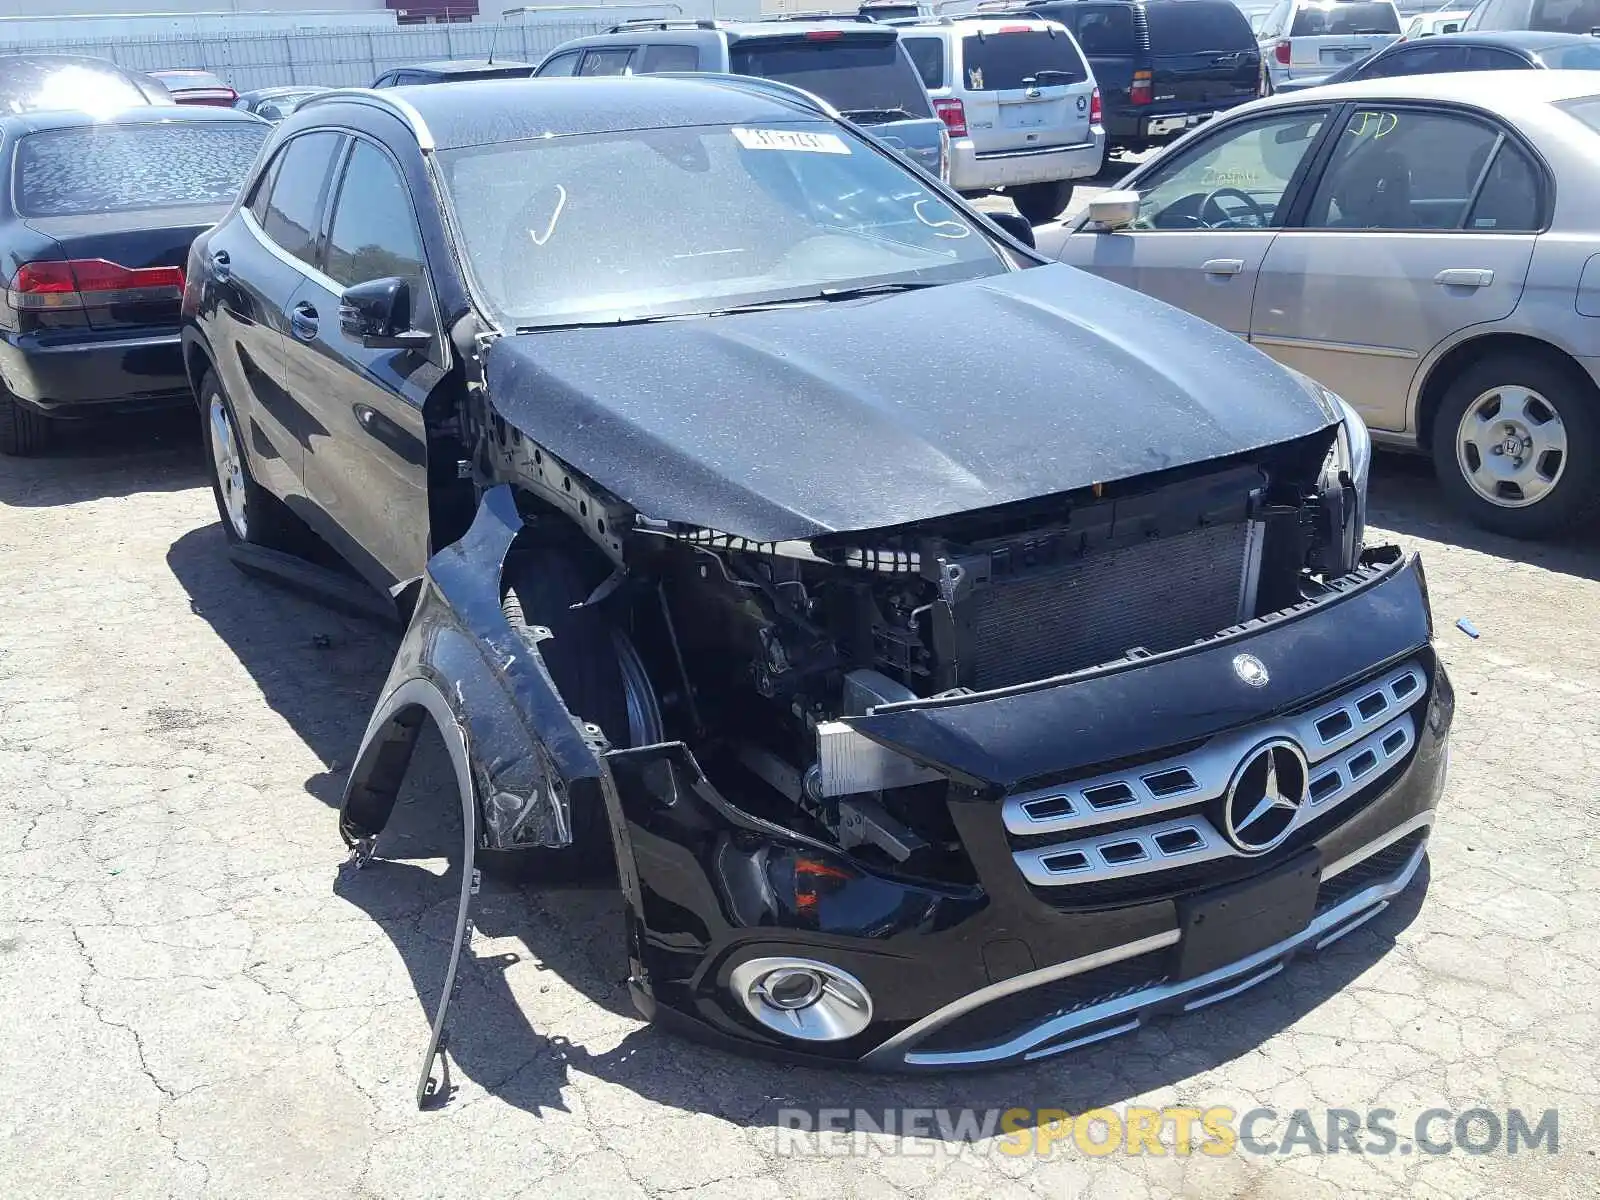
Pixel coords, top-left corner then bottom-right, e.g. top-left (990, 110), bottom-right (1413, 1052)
top-left (987, 210), bottom-right (1037, 248)
top-left (1087, 190), bottom-right (1140, 230)
top-left (339, 277), bottom-right (430, 351)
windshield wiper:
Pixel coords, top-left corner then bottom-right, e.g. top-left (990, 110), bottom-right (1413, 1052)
top-left (839, 107), bottom-right (921, 122)
top-left (817, 280), bottom-right (944, 300)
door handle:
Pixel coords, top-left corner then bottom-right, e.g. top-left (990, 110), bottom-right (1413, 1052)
top-left (210, 249), bottom-right (230, 281)
top-left (1202, 258), bottom-right (1245, 276)
top-left (1434, 268), bottom-right (1494, 288)
top-left (289, 301), bottom-right (318, 341)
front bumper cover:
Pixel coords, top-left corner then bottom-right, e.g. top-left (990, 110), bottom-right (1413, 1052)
top-left (342, 490), bottom-right (1449, 1073)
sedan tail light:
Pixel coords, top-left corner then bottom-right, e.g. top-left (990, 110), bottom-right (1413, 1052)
top-left (1089, 86), bottom-right (1102, 125)
top-left (1274, 39), bottom-right (1292, 65)
top-left (934, 96), bottom-right (968, 137)
top-left (1130, 69), bottom-right (1152, 105)
top-left (7, 259), bottom-right (185, 309)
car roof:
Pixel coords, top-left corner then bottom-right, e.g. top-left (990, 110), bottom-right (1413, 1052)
top-left (358, 75), bottom-right (832, 150)
top-left (405, 59), bottom-right (535, 73)
top-left (1254, 67), bottom-right (1600, 109)
top-left (1410, 30), bottom-right (1600, 49)
top-left (0, 103), bottom-right (265, 135)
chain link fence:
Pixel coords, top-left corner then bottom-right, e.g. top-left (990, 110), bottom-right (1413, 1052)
top-left (0, 20), bottom-right (616, 90)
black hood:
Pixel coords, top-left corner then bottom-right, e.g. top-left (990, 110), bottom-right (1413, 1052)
top-left (484, 263), bottom-right (1336, 542)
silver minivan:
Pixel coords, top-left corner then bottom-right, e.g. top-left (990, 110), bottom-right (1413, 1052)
top-left (898, 17), bottom-right (1105, 222)
top-left (1257, 0), bottom-right (1403, 91)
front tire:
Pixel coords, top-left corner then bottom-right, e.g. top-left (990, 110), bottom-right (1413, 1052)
top-left (1430, 353), bottom-right (1600, 539)
top-left (0, 387), bottom-right (52, 456)
top-left (1011, 180), bottom-right (1075, 225)
top-left (200, 370), bottom-right (307, 552)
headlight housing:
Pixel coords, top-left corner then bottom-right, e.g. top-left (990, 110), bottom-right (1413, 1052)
top-left (1320, 391), bottom-right (1371, 572)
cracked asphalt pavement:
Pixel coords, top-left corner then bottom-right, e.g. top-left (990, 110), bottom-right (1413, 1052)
top-left (2, 411), bottom-right (1597, 1199)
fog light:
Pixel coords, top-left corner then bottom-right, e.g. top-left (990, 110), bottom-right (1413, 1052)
top-left (729, 957), bottom-right (874, 1042)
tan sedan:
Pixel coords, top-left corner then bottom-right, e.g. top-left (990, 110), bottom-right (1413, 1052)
top-left (1040, 71), bottom-right (1600, 538)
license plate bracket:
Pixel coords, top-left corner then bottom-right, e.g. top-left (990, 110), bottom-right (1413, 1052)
top-left (1174, 849), bottom-right (1321, 981)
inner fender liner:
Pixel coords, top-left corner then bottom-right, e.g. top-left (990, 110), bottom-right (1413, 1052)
top-left (340, 485), bottom-right (605, 853)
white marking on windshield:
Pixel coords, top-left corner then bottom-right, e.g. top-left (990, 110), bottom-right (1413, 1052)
top-left (526, 184), bottom-right (567, 247)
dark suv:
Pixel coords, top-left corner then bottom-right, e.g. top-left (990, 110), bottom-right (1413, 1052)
top-left (1022, 0), bottom-right (1261, 153)
top-left (181, 75), bottom-right (1449, 1101)
top-left (371, 59), bottom-right (536, 88)
top-left (535, 20), bottom-right (948, 179)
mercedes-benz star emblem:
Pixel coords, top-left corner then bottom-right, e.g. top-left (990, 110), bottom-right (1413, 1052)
top-left (1222, 740), bottom-right (1308, 855)
top-left (1232, 653), bottom-right (1270, 688)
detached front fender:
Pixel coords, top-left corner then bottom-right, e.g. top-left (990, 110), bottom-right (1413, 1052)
top-left (340, 485), bottom-right (604, 853)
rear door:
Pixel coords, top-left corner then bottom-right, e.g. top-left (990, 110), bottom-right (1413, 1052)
top-left (1144, 1), bottom-right (1260, 110)
top-left (729, 32), bottom-right (945, 176)
top-left (1288, 0), bottom-right (1401, 77)
top-left (954, 25), bottom-right (1095, 154)
top-left (215, 130), bottom-right (345, 504)
top-left (1050, 105), bottom-right (1334, 335)
top-left (1250, 104), bottom-right (1543, 433)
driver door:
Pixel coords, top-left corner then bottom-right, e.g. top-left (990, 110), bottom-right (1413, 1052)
top-left (1050, 107), bottom-right (1334, 337)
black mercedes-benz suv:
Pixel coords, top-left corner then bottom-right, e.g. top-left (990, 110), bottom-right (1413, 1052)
top-left (180, 74), bottom-right (1451, 1105)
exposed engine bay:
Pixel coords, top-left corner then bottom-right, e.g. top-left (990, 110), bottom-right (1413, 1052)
top-left (482, 411), bottom-right (1369, 879)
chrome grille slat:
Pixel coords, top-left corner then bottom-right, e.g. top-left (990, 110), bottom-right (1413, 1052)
top-left (1004, 661), bottom-right (1426, 890)
top-left (1002, 661), bottom-right (1425, 839)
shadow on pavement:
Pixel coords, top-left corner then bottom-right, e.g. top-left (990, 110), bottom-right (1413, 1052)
top-left (164, 524), bottom-right (398, 806)
top-left (0, 407), bottom-right (204, 507)
top-left (1368, 451), bottom-right (1600, 584)
top-left (332, 721), bottom-right (1431, 1134)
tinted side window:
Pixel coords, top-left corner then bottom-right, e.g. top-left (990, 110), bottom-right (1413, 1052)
top-left (1073, 7), bottom-right (1138, 54)
top-left (1531, 0), bottom-right (1600, 31)
top-left (638, 44), bottom-right (699, 72)
top-left (536, 51), bottom-right (582, 77)
top-left (729, 38), bottom-right (934, 117)
top-left (579, 48), bottom-right (636, 76)
top-left (259, 131), bottom-right (342, 267)
top-left (1305, 108), bottom-right (1506, 229)
top-left (1145, 2), bottom-right (1254, 50)
top-left (903, 36), bottom-right (946, 88)
top-left (1466, 141), bottom-right (1541, 231)
top-left (1466, 47), bottom-right (1529, 69)
top-left (1259, 0), bottom-right (1291, 38)
top-left (325, 140), bottom-right (434, 333)
top-left (247, 150), bottom-right (282, 224)
top-left (1360, 44), bottom-right (1469, 76)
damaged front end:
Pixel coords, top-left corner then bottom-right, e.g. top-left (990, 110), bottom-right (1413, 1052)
top-left (340, 382), bottom-right (1450, 1091)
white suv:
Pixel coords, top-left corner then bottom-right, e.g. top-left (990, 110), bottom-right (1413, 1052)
top-left (1256, 0), bottom-right (1403, 91)
top-left (897, 16), bottom-right (1105, 223)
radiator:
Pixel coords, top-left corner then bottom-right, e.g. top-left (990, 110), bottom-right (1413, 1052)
top-left (969, 522), bottom-right (1256, 690)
